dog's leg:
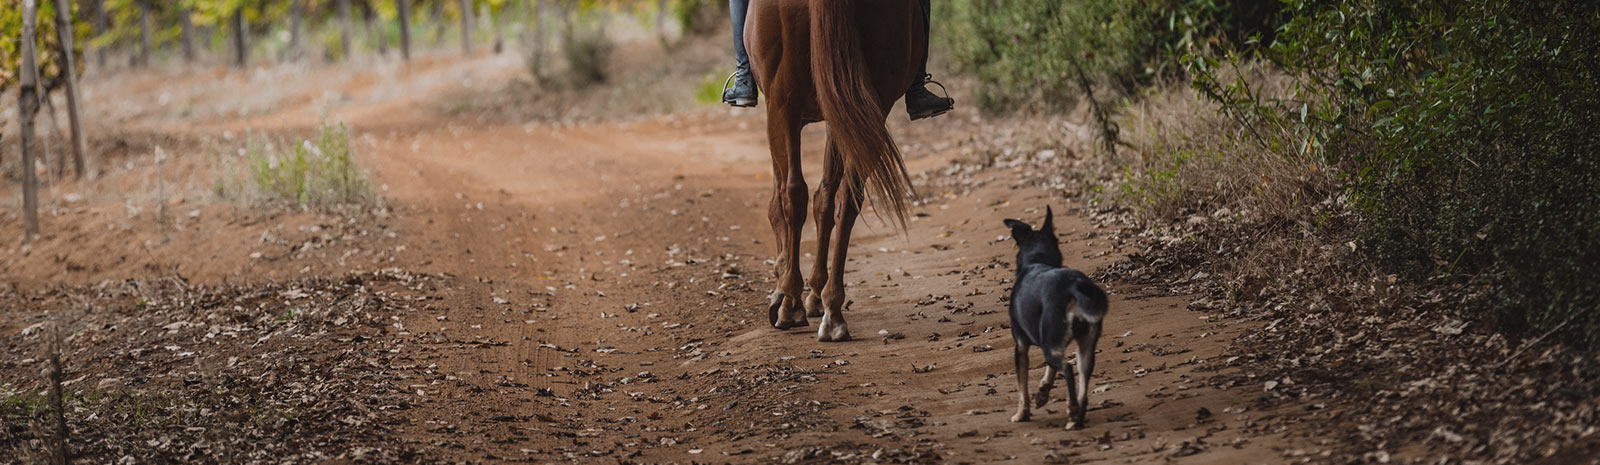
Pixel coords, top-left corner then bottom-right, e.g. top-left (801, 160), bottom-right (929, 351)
top-left (1060, 350), bottom-right (1080, 429)
top-left (1038, 326), bottom-right (1072, 408)
top-left (1072, 323), bottom-right (1102, 428)
top-left (1034, 365), bottom-right (1056, 408)
top-left (1010, 344), bottom-right (1032, 422)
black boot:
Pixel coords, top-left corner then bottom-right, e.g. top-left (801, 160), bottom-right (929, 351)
top-left (906, 74), bottom-right (954, 120)
top-left (722, 67), bottom-right (757, 108)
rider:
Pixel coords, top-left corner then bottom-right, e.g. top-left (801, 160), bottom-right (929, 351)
top-left (720, 0), bottom-right (955, 120)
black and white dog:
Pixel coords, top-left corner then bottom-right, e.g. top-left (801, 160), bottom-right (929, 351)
top-left (1003, 206), bottom-right (1109, 427)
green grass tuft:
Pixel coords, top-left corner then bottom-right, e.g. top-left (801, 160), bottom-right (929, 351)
top-left (215, 121), bottom-right (377, 212)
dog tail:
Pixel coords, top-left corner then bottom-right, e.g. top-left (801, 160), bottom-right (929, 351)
top-left (1071, 278), bottom-right (1109, 324)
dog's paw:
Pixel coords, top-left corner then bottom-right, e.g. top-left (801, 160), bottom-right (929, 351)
top-left (1010, 411), bottom-right (1031, 423)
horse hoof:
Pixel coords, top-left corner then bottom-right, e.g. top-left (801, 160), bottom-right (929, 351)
top-left (767, 293), bottom-right (785, 328)
top-left (1033, 390), bottom-right (1052, 408)
top-left (771, 295), bottom-right (809, 329)
top-left (776, 317), bottom-right (809, 330)
top-left (786, 297), bottom-right (809, 328)
top-left (803, 294), bottom-right (825, 318)
top-left (1010, 411), bottom-right (1030, 423)
top-left (817, 315), bottom-right (850, 342)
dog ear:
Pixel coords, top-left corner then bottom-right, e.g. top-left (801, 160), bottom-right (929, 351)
top-left (1041, 206), bottom-right (1055, 235)
top-left (1003, 219), bottom-right (1032, 240)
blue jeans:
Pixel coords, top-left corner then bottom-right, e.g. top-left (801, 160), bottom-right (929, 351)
top-left (731, 0), bottom-right (932, 85)
top-left (731, 0), bottom-right (751, 72)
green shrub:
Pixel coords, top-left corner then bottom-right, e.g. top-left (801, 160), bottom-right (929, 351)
top-left (936, 0), bottom-right (1149, 112)
top-left (935, 0), bottom-right (1281, 114)
top-left (1166, 0), bottom-right (1600, 348)
top-left (222, 122), bottom-right (375, 212)
top-left (1256, 0), bottom-right (1600, 346)
top-left (946, 0), bottom-right (1600, 348)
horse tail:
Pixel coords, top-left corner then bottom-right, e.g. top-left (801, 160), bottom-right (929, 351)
top-left (809, 0), bottom-right (914, 228)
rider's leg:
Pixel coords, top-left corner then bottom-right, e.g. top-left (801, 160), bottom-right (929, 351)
top-left (723, 0), bottom-right (757, 107)
top-left (905, 0), bottom-right (954, 120)
top-left (916, 0), bottom-right (930, 81)
top-left (731, 0), bottom-right (750, 71)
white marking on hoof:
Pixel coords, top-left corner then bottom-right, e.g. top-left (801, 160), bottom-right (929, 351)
top-left (816, 313), bottom-right (850, 342)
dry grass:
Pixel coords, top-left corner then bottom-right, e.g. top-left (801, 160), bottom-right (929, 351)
top-left (1111, 72), bottom-right (1340, 226)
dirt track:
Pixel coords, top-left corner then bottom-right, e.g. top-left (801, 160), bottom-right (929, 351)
top-left (2, 50), bottom-right (1320, 463)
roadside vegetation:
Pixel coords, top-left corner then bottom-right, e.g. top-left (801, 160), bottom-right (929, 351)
top-left (940, 0), bottom-right (1600, 352)
top-left (938, 1), bottom-right (1599, 461)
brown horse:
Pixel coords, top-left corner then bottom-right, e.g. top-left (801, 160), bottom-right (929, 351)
top-left (746, 0), bottom-right (924, 341)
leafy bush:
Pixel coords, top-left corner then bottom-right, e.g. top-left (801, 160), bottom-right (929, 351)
top-left (1266, 0), bottom-right (1600, 345)
top-left (217, 122), bottom-right (375, 212)
top-left (935, 0), bottom-right (1280, 113)
top-left (948, 0), bottom-right (1600, 348)
top-left (1173, 0), bottom-right (1600, 348)
top-left (935, 0), bottom-right (1151, 112)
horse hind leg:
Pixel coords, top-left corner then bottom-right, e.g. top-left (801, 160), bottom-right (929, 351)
top-left (817, 174), bottom-right (860, 342)
top-left (766, 110), bottom-right (809, 329)
top-left (765, 174), bottom-right (788, 327)
top-left (805, 140), bottom-right (844, 319)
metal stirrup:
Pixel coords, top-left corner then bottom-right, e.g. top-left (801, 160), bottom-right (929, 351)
top-left (921, 74), bottom-right (951, 99)
top-left (721, 71), bottom-right (740, 99)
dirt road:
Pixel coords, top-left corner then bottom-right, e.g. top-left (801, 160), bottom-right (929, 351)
top-left (2, 51), bottom-right (1316, 463)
